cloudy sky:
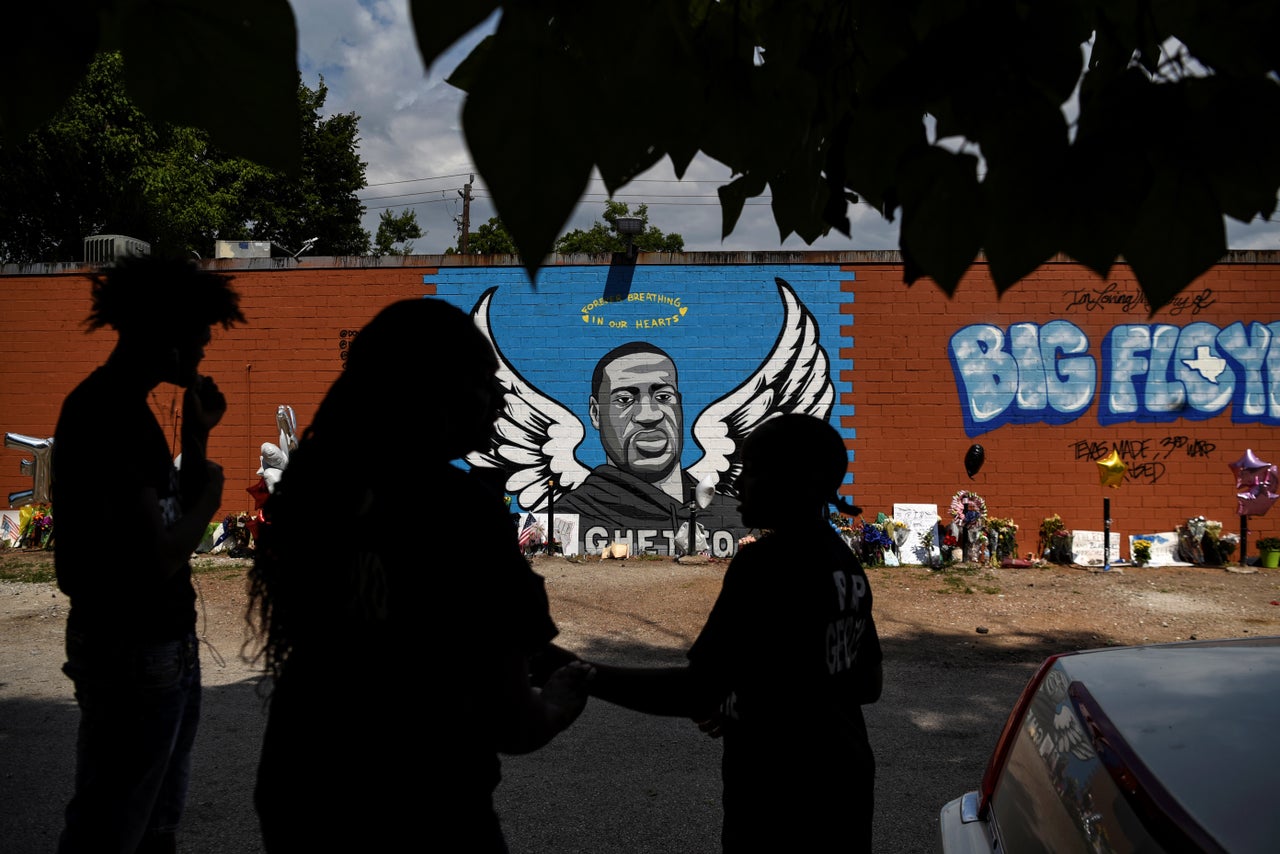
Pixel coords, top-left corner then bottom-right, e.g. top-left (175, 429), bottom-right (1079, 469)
top-left (292, 1), bottom-right (1280, 255)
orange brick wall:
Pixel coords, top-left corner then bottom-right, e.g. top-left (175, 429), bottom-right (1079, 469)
top-left (0, 264), bottom-right (434, 523)
top-left (4, 253), bottom-right (1280, 560)
top-left (844, 259), bottom-right (1280, 558)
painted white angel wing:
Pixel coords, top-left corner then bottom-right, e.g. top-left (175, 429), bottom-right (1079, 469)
top-left (465, 287), bottom-right (589, 511)
top-left (687, 277), bottom-right (835, 496)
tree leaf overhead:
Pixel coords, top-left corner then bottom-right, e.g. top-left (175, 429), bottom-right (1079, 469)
top-left (452, 9), bottom-right (595, 283)
top-left (0, 56), bottom-right (369, 263)
top-left (408, 0), bottom-right (501, 73)
top-left (3, 1), bottom-right (1279, 307)
top-left (113, 0), bottom-right (300, 174)
top-left (0, 5), bottom-right (100, 143)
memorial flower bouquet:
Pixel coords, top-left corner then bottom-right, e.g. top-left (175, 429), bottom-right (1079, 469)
top-left (949, 490), bottom-right (987, 529)
top-left (1132, 539), bottom-right (1153, 565)
top-left (1038, 514), bottom-right (1073, 563)
top-left (988, 516), bottom-right (1019, 562)
top-left (938, 532), bottom-right (959, 565)
top-left (920, 522), bottom-right (949, 567)
top-left (1177, 515), bottom-right (1235, 564)
top-left (880, 517), bottom-right (910, 548)
top-left (829, 512), bottom-right (857, 538)
top-left (220, 513), bottom-right (254, 557)
top-left (949, 490), bottom-right (988, 561)
top-left (860, 523), bottom-right (893, 566)
top-left (18, 504), bottom-right (53, 549)
top-left (920, 525), bottom-right (934, 554)
top-left (829, 511), bottom-right (860, 553)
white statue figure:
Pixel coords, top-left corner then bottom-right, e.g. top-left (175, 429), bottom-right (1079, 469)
top-left (257, 405), bottom-right (298, 494)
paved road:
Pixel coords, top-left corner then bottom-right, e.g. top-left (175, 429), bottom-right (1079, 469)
top-left (496, 637), bottom-right (1038, 854)
top-left (1, 583), bottom-right (1039, 853)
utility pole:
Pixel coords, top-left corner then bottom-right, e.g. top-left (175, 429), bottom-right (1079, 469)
top-left (459, 174), bottom-right (474, 254)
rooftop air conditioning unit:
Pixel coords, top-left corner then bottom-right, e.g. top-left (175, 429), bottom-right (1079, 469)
top-left (83, 234), bottom-right (151, 265)
top-left (215, 240), bottom-right (273, 259)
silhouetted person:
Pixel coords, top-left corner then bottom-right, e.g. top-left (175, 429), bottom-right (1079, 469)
top-left (248, 298), bottom-right (590, 852)
top-left (53, 255), bottom-right (244, 854)
top-left (585, 413), bottom-right (883, 851)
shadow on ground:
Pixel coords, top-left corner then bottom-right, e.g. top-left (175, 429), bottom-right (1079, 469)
top-left (0, 677), bottom-right (266, 854)
top-left (2, 623), bottom-right (1110, 853)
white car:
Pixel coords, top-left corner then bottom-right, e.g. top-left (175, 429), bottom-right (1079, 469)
top-left (938, 636), bottom-right (1280, 853)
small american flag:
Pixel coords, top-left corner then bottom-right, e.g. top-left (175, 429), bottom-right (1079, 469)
top-left (517, 513), bottom-right (541, 549)
top-left (1, 514), bottom-right (19, 543)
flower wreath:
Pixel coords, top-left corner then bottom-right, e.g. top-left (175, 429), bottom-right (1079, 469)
top-left (949, 490), bottom-right (988, 528)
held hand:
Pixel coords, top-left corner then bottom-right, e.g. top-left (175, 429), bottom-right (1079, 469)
top-left (529, 642), bottom-right (582, 686)
top-left (695, 711), bottom-right (726, 740)
top-left (183, 375), bottom-right (227, 436)
top-left (540, 660), bottom-right (594, 730)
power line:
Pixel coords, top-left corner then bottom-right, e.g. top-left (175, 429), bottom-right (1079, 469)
top-left (360, 189), bottom-right (459, 202)
top-left (359, 188), bottom-right (739, 203)
top-left (361, 196), bottom-right (778, 212)
top-left (356, 174), bottom-right (897, 214)
top-left (364, 172), bottom-right (475, 188)
top-left (470, 192), bottom-right (771, 206)
top-left (364, 172), bottom-right (736, 189)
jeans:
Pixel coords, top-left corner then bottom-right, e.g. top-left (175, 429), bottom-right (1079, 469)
top-left (57, 630), bottom-right (202, 854)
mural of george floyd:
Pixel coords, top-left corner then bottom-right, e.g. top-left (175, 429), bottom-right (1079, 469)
top-left (3, 251), bottom-right (1279, 562)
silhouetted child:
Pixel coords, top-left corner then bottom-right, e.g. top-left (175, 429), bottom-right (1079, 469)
top-left (586, 413), bottom-right (883, 851)
top-left (248, 298), bottom-right (590, 852)
top-left (53, 255), bottom-right (244, 854)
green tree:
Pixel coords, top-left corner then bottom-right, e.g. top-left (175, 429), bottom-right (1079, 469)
top-left (448, 203), bottom-right (684, 255)
top-left (6, 2), bottom-right (1280, 307)
top-left (373, 208), bottom-right (423, 256)
top-left (447, 216), bottom-right (517, 255)
top-left (0, 56), bottom-right (368, 262)
top-left (234, 76), bottom-right (370, 257)
top-left (0, 51), bottom-right (137, 263)
top-left (1, 2), bottom-right (300, 173)
top-left (554, 202), bottom-right (684, 254)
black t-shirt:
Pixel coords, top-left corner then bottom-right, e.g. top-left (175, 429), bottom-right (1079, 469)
top-left (687, 520), bottom-right (882, 849)
top-left (53, 364), bottom-right (196, 641)
top-left (256, 464), bottom-right (559, 845)
top-left (384, 466), bottom-right (560, 806)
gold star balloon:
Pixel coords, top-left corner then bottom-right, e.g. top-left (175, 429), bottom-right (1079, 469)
top-left (1097, 449), bottom-right (1127, 488)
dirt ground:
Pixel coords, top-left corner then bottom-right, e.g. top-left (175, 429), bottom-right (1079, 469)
top-left (3, 548), bottom-right (1280, 852)
top-left (534, 552), bottom-right (1280, 654)
top-left (9, 547), bottom-right (1278, 679)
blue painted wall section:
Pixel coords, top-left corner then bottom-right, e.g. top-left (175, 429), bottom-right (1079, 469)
top-left (429, 264), bottom-right (853, 556)
top-left (951, 320), bottom-right (1280, 437)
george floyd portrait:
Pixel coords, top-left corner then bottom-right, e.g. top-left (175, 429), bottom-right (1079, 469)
top-left (555, 340), bottom-right (740, 554)
top-left (465, 277), bottom-right (839, 557)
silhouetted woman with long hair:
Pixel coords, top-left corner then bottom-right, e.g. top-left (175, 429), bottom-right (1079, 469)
top-left (248, 298), bottom-right (589, 851)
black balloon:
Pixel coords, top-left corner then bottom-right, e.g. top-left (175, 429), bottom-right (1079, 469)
top-left (964, 444), bottom-right (985, 479)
